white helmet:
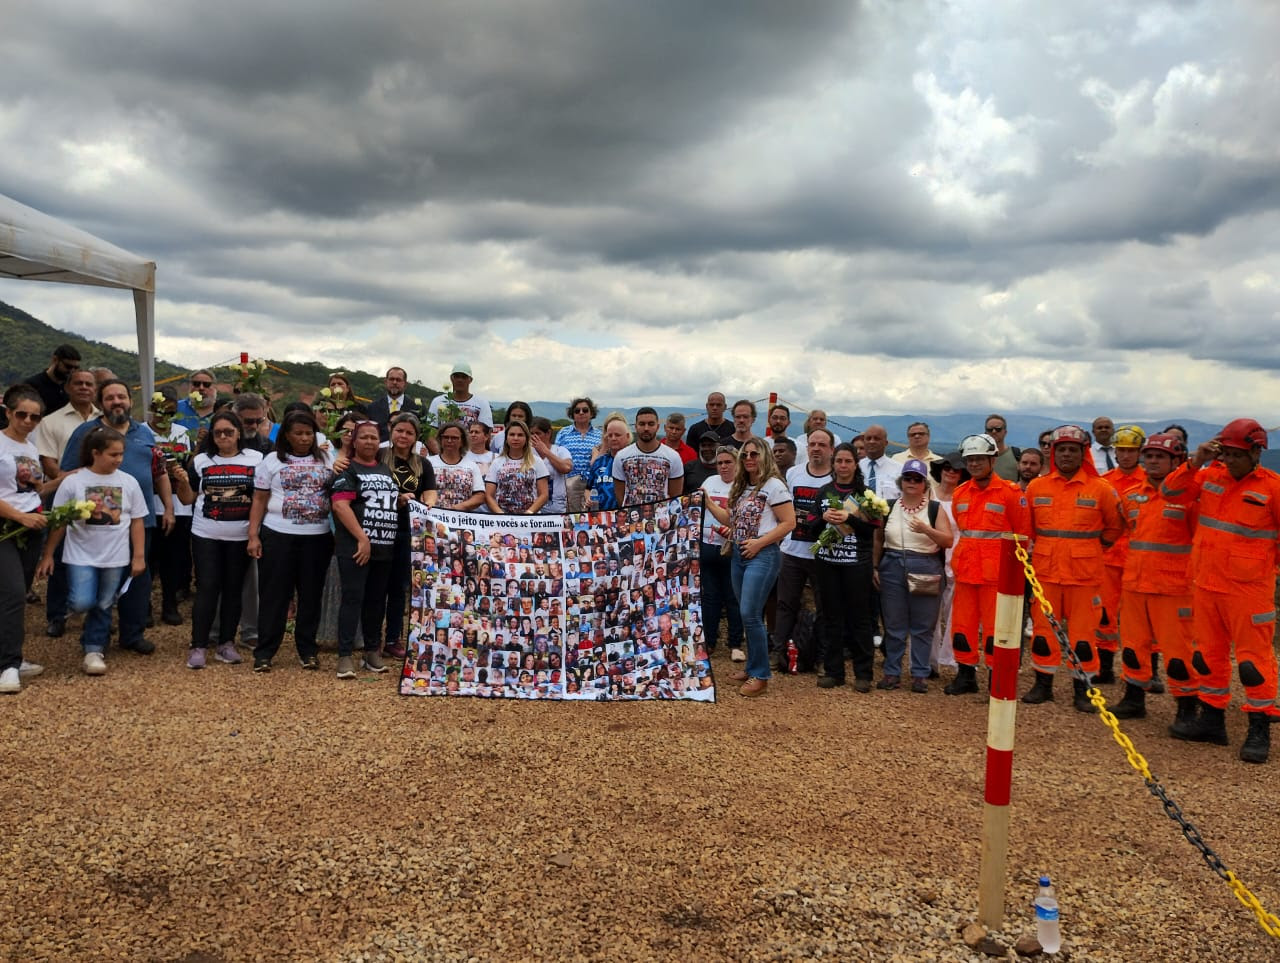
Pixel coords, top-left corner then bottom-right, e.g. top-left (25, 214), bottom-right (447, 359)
top-left (959, 433), bottom-right (998, 457)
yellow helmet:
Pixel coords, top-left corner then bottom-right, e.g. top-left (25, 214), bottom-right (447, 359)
top-left (1112, 424), bottom-right (1146, 449)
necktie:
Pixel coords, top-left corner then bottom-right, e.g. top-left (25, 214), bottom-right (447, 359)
top-left (1104, 448), bottom-right (1114, 470)
top-left (391, 396), bottom-right (400, 413)
top-left (868, 461), bottom-right (877, 494)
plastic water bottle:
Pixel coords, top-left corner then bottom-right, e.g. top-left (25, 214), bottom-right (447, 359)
top-left (786, 640), bottom-right (799, 674)
top-left (1035, 875), bottom-right (1061, 953)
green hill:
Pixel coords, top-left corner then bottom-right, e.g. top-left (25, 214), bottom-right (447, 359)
top-left (0, 299), bottom-right (442, 412)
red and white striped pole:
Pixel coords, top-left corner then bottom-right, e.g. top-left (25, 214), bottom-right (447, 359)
top-left (978, 533), bottom-right (1028, 928)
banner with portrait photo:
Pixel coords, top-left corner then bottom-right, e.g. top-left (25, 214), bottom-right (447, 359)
top-left (400, 497), bottom-right (714, 701)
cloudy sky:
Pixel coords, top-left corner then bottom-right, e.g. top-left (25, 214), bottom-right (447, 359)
top-left (2, 0), bottom-right (1277, 419)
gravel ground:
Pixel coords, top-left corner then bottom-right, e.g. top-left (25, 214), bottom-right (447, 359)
top-left (3, 597), bottom-right (1278, 962)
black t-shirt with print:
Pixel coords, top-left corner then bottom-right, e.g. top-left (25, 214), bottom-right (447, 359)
top-left (389, 455), bottom-right (436, 530)
top-left (330, 460), bottom-right (400, 561)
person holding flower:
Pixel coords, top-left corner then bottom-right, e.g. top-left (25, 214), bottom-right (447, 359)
top-left (811, 443), bottom-right (880, 692)
top-left (872, 458), bottom-right (954, 692)
top-left (701, 436), bottom-right (795, 697)
top-left (148, 385), bottom-right (194, 626)
top-left (380, 412), bottom-right (437, 660)
top-left (38, 427), bottom-right (148, 677)
top-left (174, 370), bottom-right (217, 439)
top-left (0, 387), bottom-right (57, 692)
top-left (171, 411), bottom-right (263, 669)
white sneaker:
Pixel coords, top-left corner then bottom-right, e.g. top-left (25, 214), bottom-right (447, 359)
top-left (83, 652), bottom-right (107, 676)
top-left (0, 667), bottom-right (20, 693)
top-left (18, 659), bottom-right (44, 678)
top-left (730, 648), bottom-right (747, 663)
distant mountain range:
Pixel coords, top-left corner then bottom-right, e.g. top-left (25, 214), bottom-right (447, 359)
top-left (4, 298), bottom-right (1274, 467)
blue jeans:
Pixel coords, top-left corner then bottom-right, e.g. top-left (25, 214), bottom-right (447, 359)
top-left (66, 564), bottom-right (128, 653)
top-left (731, 543), bottom-right (781, 681)
top-left (700, 543), bottom-right (742, 650)
top-left (878, 549), bottom-right (945, 679)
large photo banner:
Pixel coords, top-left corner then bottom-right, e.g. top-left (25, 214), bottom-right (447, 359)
top-left (400, 497), bottom-right (715, 701)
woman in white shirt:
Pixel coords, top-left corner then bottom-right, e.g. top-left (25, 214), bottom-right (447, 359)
top-left (172, 410), bottom-right (263, 669)
top-left (697, 446), bottom-right (743, 659)
top-left (484, 423), bottom-right (549, 515)
top-left (702, 437), bottom-right (795, 697)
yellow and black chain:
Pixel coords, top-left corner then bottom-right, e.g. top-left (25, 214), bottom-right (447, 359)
top-left (1014, 541), bottom-right (1280, 939)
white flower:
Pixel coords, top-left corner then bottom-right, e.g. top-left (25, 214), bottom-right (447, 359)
top-left (151, 392), bottom-right (165, 404)
top-left (320, 387), bottom-right (332, 398)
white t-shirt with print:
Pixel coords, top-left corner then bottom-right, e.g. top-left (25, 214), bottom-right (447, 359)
top-left (254, 452), bottom-right (333, 536)
top-left (190, 449), bottom-right (264, 541)
top-left (428, 454), bottom-right (485, 510)
top-left (485, 454), bottom-right (550, 514)
top-left (0, 432), bottom-right (44, 514)
top-left (611, 443), bottom-right (685, 506)
top-left (53, 467), bottom-right (148, 567)
top-left (729, 476), bottom-right (793, 545)
top-left (151, 421), bottom-right (194, 518)
top-left (428, 394), bottom-right (494, 431)
top-left (699, 475), bottom-right (732, 547)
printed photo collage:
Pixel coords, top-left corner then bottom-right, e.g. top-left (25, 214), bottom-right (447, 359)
top-left (399, 498), bottom-right (715, 701)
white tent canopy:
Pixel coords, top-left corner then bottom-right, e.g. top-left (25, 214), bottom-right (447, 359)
top-left (0, 191), bottom-right (156, 401)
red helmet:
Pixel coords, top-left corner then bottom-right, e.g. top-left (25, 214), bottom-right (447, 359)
top-left (1142, 432), bottom-right (1186, 460)
top-left (1218, 418), bottom-right (1268, 451)
top-left (1049, 424), bottom-right (1088, 448)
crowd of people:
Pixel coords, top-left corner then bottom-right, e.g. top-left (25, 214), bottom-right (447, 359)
top-left (1, 347), bottom-right (1276, 763)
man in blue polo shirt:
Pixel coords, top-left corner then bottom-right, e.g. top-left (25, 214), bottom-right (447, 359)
top-left (61, 379), bottom-right (175, 655)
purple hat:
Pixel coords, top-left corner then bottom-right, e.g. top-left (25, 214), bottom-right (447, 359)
top-left (900, 458), bottom-right (929, 479)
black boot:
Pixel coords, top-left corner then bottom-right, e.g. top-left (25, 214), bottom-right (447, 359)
top-left (1110, 683), bottom-right (1146, 719)
top-left (1148, 653), bottom-right (1165, 694)
top-left (1171, 701), bottom-right (1228, 745)
top-left (1073, 678), bottom-right (1098, 714)
top-left (944, 664), bottom-right (979, 696)
top-left (1240, 714), bottom-right (1271, 764)
top-left (1095, 649), bottom-right (1116, 684)
top-left (1168, 696), bottom-right (1200, 739)
top-left (1021, 671), bottom-right (1054, 704)
top-left (161, 597), bottom-right (183, 626)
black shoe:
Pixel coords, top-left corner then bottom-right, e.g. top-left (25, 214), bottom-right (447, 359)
top-left (299, 654), bottom-right (319, 671)
top-left (1110, 683), bottom-right (1147, 719)
top-left (161, 607), bottom-right (183, 626)
top-left (46, 618), bottom-right (66, 638)
top-left (1240, 714), bottom-right (1271, 764)
top-left (1171, 702), bottom-right (1228, 745)
top-left (1148, 653), bottom-right (1165, 694)
top-left (253, 658), bottom-right (272, 673)
top-left (1072, 678), bottom-right (1098, 714)
top-left (1095, 649), bottom-right (1116, 685)
top-left (121, 637), bottom-right (156, 655)
top-left (853, 678), bottom-right (872, 693)
top-left (944, 665), bottom-right (979, 696)
top-left (1168, 696), bottom-right (1200, 739)
top-left (816, 675), bottom-right (845, 689)
top-left (1021, 672), bottom-right (1054, 704)
top-left (876, 675), bottom-right (900, 690)
top-left (145, 614), bottom-right (155, 629)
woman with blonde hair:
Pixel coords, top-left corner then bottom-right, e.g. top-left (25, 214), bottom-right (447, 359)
top-left (702, 436), bottom-right (795, 697)
top-left (484, 421), bottom-right (549, 514)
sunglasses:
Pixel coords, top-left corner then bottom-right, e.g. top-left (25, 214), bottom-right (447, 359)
top-left (573, 407), bottom-right (591, 414)
top-left (212, 428), bottom-right (238, 437)
top-left (191, 380), bottom-right (213, 388)
top-left (11, 411), bottom-right (42, 422)
top-left (239, 417), bottom-right (263, 426)
top-left (901, 474), bottom-right (925, 482)
top-left (986, 425), bottom-right (1006, 433)
top-left (742, 450), bottom-right (761, 459)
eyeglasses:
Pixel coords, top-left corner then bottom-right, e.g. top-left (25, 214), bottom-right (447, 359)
top-left (191, 380), bottom-right (213, 388)
top-left (11, 411), bottom-right (42, 423)
top-left (741, 450), bottom-right (760, 459)
top-left (573, 407), bottom-right (591, 414)
top-left (212, 428), bottom-right (238, 437)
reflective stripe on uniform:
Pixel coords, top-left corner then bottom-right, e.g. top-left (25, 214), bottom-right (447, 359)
top-left (1199, 515), bottom-right (1279, 540)
top-left (1177, 607), bottom-right (1192, 618)
top-left (1204, 481), bottom-right (1226, 494)
top-left (985, 502), bottom-right (1005, 514)
top-left (1250, 611), bottom-right (1276, 625)
top-left (1199, 684), bottom-right (1231, 696)
top-left (1076, 497), bottom-right (1097, 507)
top-left (1245, 696), bottom-right (1278, 708)
top-left (1129, 541), bottom-right (1192, 554)
top-left (1036, 529), bottom-right (1103, 539)
top-left (1161, 507), bottom-right (1186, 519)
top-left (1033, 497), bottom-right (1053, 506)
top-left (959, 530), bottom-right (1005, 540)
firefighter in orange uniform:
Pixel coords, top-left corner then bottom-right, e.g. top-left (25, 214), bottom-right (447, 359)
top-left (944, 432), bottom-right (1031, 695)
top-left (1021, 425), bottom-right (1124, 713)
top-left (1109, 433), bottom-right (1195, 723)
top-left (1095, 425), bottom-right (1148, 685)
top-left (1162, 418), bottom-right (1280, 764)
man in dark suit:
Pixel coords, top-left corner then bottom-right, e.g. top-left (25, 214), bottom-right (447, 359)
top-left (366, 366), bottom-right (424, 439)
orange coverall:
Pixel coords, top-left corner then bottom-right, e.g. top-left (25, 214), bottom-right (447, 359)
top-left (1097, 465), bottom-right (1146, 652)
top-left (1162, 461), bottom-right (1280, 716)
top-left (949, 475), bottom-right (1031, 667)
top-left (1025, 468), bottom-right (1124, 676)
top-left (1118, 478), bottom-right (1196, 694)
